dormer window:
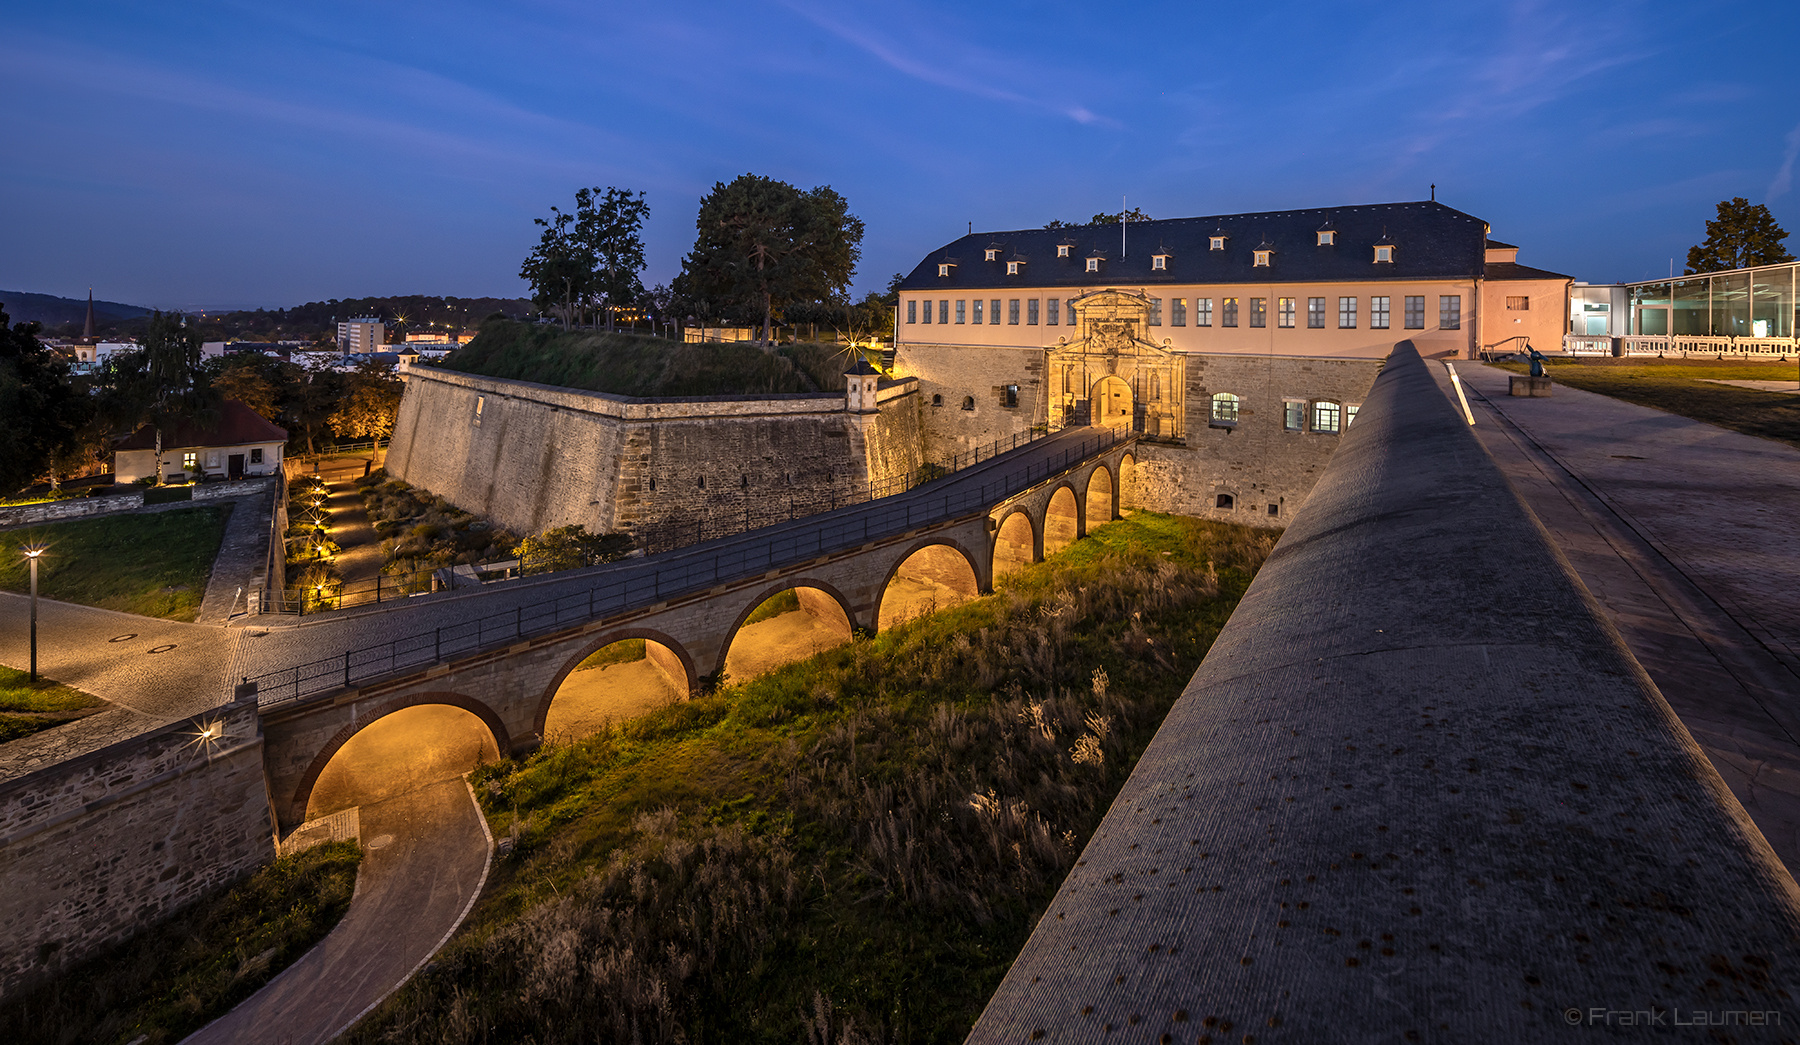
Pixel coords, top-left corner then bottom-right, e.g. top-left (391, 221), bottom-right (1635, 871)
top-left (937, 263), bottom-right (953, 277)
top-left (1317, 230), bottom-right (1336, 246)
top-left (1086, 257), bottom-right (1101, 273)
top-left (984, 246), bottom-right (1002, 261)
top-left (1006, 260), bottom-right (1024, 275)
top-left (1057, 243), bottom-right (1071, 258)
top-left (1151, 253), bottom-right (1170, 271)
top-left (1373, 245), bottom-right (1394, 263)
top-left (1209, 235), bottom-right (1227, 251)
top-left (1253, 249), bottom-right (1273, 267)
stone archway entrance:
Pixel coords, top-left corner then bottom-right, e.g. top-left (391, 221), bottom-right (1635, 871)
top-left (1093, 376), bottom-right (1133, 427)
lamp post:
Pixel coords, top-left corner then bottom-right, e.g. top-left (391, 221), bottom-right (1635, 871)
top-left (23, 545), bottom-right (45, 683)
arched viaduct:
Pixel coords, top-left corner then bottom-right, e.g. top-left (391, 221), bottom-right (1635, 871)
top-left (259, 440), bottom-right (1137, 830)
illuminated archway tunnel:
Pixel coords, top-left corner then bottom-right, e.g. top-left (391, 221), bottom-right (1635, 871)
top-left (993, 510), bottom-right (1037, 580)
top-left (723, 585), bottom-right (854, 683)
top-left (542, 636), bottom-right (691, 743)
top-left (305, 702), bottom-right (500, 821)
top-left (1085, 465), bottom-right (1114, 531)
top-left (877, 543), bottom-right (980, 630)
top-left (1119, 452), bottom-right (1139, 510)
top-left (1044, 485), bottom-right (1081, 555)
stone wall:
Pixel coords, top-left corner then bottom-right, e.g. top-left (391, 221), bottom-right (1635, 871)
top-left (0, 478), bottom-right (277, 531)
top-left (0, 697), bottom-right (273, 999)
top-left (387, 366), bottom-right (922, 544)
top-left (898, 342), bottom-right (1045, 458)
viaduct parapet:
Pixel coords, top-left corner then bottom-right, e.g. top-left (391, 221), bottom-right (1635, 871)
top-left (968, 342), bottom-right (1800, 1041)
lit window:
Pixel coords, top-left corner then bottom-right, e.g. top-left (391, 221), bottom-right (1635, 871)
top-left (1057, 244), bottom-right (1071, 258)
top-left (1249, 298), bottom-right (1266, 328)
top-left (1209, 235), bottom-right (1226, 250)
top-left (1278, 297), bottom-right (1296, 328)
top-left (972, 299), bottom-right (984, 324)
top-left (938, 300), bottom-right (949, 324)
top-left (1222, 297), bottom-right (1238, 327)
top-left (922, 300), bottom-right (933, 324)
top-left (1027, 299), bottom-right (1040, 325)
top-left (1317, 230), bottom-right (1336, 246)
top-left (1008, 299), bottom-right (1020, 325)
top-left (1284, 400), bottom-right (1304, 431)
top-left (1007, 260), bottom-right (1023, 275)
top-left (1404, 295), bottom-right (1424, 329)
top-left (1307, 297), bottom-right (1325, 329)
top-left (1196, 298), bottom-right (1213, 327)
top-left (1506, 296), bottom-right (1530, 310)
top-left (1371, 296), bottom-right (1390, 329)
top-left (1152, 253), bottom-right (1170, 270)
top-left (1338, 297), bottom-right (1357, 328)
top-left (985, 248), bottom-right (999, 261)
top-left (1312, 401), bottom-right (1342, 433)
top-left (474, 395), bottom-right (485, 424)
top-left (1172, 298), bottom-right (1187, 326)
top-left (1253, 250), bottom-right (1272, 267)
top-left (938, 263), bottom-right (952, 277)
top-left (1346, 403), bottom-right (1360, 426)
top-left (956, 300), bottom-right (966, 324)
top-left (1086, 257), bottom-right (1101, 272)
top-left (907, 300), bottom-right (917, 324)
top-left (1374, 245), bottom-right (1394, 263)
top-left (1440, 296), bottom-right (1461, 330)
top-left (1046, 298), bottom-right (1059, 325)
top-left (1210, 392), bottom-right (1239, 425)
top-left (182, 451), bottom-right (197, 471)
top-left (1149, 298), bottom-right (1162, 326)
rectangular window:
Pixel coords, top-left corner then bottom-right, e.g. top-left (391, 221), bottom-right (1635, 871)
top-left (182, 451), bottom-right (198, 472)
top-left (1149, 297), bottom-right (1163, 326)
top-left (994, 299), bottom-right (1003, 324)
top-left (1506, 295), bottom-right (1530, 310)
top-left (1249, 298), bottom-right (1266, 328)
top-left (938, 300), bottom-right (949, 324)
top-left (1027, 298), bottom-right (1040, 325)
top-left (1003, 384), bottom-right (1019, 407)
top-left (1338, 297), bottom-right (1357, 328)
top-left (1371, 296), bottom-right (1390, 329)
top-left (921, 300), bottom-right (932, 324)
top-left (1066, 299), bottom-right (1075, 325)
top-left (1308, 297), bottom-right (1325, 328)
top-left (1312, 401), bottom-right (1343, 433)
top-left (1278, 297), bottom-right (1296, 328)
top-left (1046, 298), bottom-right (1059, 325)
top-left (1284, 400), bottom-right (1304, 431)
top-left (1404, 295), bottom-right (1424, 329)
top-left (1222, 297), bottom-right (1238, 327)
top-left (1171, 298), bottom-right (1186, 326)
top-left (907, 300), bottom-right (917, 324)
top-left (250, 448), bottom-right (264, 464)
top-left (1439, 295), bottom-right (1462, 330)
top-left (1008, 299), bottom-right (1020, 324)
top-left (1346, 403), bottom-right (1360, 426)
top-left (956, 300), bottom-right (966, 324)
top-left (1196, 298), bottom-right (1212, 326)
top-left (474, 394), bottom-right (485, 425)
top-left (972, 299), bottom-right (983, 324)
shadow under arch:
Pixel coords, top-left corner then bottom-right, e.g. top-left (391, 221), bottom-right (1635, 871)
top-left (533, 627), bottom-right (698, 740)
top-left (875, 537), bottom-right (984, 631)
top-left (294, 691), bottom-right (509, 823)
top-left (1044, 481), bottom-right (1083, 554)
top-left (992, 506), bottom-right (1039, 580)
top-left (1084, 463), bottom-right (1116, 530)
top-left (719, 577), bottom-right (859, 682)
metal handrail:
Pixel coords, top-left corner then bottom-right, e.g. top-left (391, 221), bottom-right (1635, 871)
top-left (246, 426), bottom-right (1132, 705)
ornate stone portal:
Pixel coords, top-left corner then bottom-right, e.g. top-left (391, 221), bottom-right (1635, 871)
top-left (1047, 289), bottom-right (1184, 439)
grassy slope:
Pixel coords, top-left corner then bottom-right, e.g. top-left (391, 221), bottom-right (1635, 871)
top-left (0, 666), bottom-right (105, 742)
top-left (437, 319), bottom-right (852, 397)
top-left (347, 513), bottom-right (1275, 1044)
top-left (1503, 359), bottom-right (1800, 450)
top-left (0, 506), bottom-right (230, 621)
top-left (0, 842), bottom-right (362, 1045)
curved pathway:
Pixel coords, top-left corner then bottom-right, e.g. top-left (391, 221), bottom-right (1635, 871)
top-left (180, 777), bottom-right (491, 1045)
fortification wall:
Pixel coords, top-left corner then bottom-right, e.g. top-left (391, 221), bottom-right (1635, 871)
top-left (0, 697), bottom-right (272, 999)
top-left (897, 343), bottom-right (1044, 458)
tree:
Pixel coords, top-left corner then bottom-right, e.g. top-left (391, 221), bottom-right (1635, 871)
top-left (1089, 206), bottom-right (1153, 225)
top-left (329, 358), bottom-right (404, 446)
top-left (0, 305), bottom-right (88, 494)
top-left (1685, 197), bottom-right (1794, 274)
top-left (519, 187), bottom-right (650, 332)
top-left (519, 205), bottom-right (591, 331)
top-left (212, 366), bottom-right (281, 420)
top-left (138, 310), bottom-right (215, 484)
top-left (680, 174), bottom-right (865, 344)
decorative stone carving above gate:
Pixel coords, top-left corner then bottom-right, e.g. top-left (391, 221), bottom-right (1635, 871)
top-left (1048, 290), bottom-right (1184, 440)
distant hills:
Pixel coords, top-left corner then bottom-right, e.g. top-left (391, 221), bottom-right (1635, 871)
top-left (0, 290), bottom-right (150, 328)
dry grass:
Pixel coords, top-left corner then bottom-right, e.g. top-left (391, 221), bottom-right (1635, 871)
top-left (1499, 358), bottom-right (1800, 449)
top-left (345, 512), bottom-right (1273, 1044)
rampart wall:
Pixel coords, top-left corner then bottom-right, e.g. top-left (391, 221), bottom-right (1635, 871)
top-left (386, 367), bottom-right (922, 541)
top-left (0, 697), bottom-right (272, 999)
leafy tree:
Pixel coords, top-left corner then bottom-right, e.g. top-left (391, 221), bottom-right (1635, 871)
top-left (1089, 206), bottom-right (1153, 225)
top-left (519, 187), bottom-right (650, 331)
top-left (680, 174), bottom-right (865, 344)
top-left (136, 311), bottom-right (217, 483)
top-left (329, 358), bottom-right (404, 446)
top-left (520, 204), bottom-right (591, 331)
top-left (1685, 197), bottom-right (1794, 274)
top-left (0, 306), bottom-right (89, 494)
top-left (212, 366), bottom-right (281, 420)
top-left (515, 524), bottom-right (633, 574)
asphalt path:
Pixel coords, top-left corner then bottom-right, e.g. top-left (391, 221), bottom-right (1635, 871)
top-left (179, 777), bottom-right (492, 1045)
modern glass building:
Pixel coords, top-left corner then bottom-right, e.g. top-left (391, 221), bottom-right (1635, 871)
top-left (1569, 260), bottom-right (1798, 352)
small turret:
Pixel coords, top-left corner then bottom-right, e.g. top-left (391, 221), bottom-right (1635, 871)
top-left (844, 356), bottom-right (880, 414)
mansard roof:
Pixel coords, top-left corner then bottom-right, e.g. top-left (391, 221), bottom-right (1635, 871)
top-left (897, 201), bottom-right (1491, 290)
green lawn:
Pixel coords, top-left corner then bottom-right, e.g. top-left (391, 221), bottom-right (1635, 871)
top-left (344, 512), bottom-right (1275, 1044)
top-left (0, 842), bottom-right (362, 1045)
top-left (0, 506), bottom-right (230, 621)
top-left (0, 665), bottom-right (105, 743)
top-left (1501, 359), bottom-right (1800, 450)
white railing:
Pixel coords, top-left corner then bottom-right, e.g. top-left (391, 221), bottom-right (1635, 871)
top-left (1563, 335), bottom-right (1612, 355)
top-left (1565, 334), bottom-right (1799, 358)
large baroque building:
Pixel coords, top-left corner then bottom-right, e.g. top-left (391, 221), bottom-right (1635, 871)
top-left (892, 200), bottom-right (1570, 521)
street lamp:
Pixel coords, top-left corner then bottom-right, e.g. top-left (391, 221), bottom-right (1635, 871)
top-left (22, 544), bottom-right (45, 683)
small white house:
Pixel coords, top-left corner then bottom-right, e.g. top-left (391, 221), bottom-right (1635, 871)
top-left (113, 400), bottom-right (288, 483)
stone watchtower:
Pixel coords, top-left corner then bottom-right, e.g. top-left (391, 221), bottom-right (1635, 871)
top-left (844, 356), bottom-right (881, 414)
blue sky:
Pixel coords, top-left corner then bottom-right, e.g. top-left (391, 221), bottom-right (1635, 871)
top-left (2, 0), bottom-right (1796, 311)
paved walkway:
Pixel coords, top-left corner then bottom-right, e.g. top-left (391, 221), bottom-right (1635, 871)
top-left (195, 491), bottom-right (276, 624)
top-left (323, 482), bottom-right (384, 585)
top-left (179, 778), bottom-right (491, 1045)
top-left (1446, 362), bottom-right (1800, 875)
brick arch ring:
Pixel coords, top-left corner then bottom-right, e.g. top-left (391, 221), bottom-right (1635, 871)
top-left (990, 504), bottom-right (1041, 563)
top-left (872, 536), bottom-right (987, 631)
top-left (289, 690), bottom-right (511, 821)
top-left (532, 626), bottom-right (698, 737)
top-left (718, 577), bottom-right (861, 677)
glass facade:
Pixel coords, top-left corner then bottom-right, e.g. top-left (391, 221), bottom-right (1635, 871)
top-left (1620, 261), bottom-right (1799, 339)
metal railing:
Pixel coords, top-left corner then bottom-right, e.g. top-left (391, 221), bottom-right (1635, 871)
top-left (1562, 334), bottom-right (1800, 358)
top-left (245, 426), bottom-right (1132, 705)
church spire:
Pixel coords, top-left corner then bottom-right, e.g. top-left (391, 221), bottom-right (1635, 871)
top-left (82, 288), bottom-right (96, 341)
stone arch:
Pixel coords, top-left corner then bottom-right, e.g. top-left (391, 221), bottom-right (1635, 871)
top-left (293, 691), bottom-right (509, 822)
top-left (1084, 463), bottom-right (1115, 530)
top-left (1118, 452), bottom-right (1139, 510)
top-left (1044, 483), bottom-right (1083, 555)
top-left (1092, 375), bottom-right (1133, 426)
top-left (720, 578), bottom-right (858, 682)
top-left (876, 539), bottom-right (983, 631)
top-left (534, 627), bottom-right (698, 739)
top-left (992, 507), bottom-right (1038, 579)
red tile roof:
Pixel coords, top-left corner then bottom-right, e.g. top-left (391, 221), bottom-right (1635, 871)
top-left (114, 399), bottom-right (288, 451)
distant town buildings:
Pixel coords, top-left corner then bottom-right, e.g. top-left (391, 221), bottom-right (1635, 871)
top-left (337, 317), bottom-right (385, 356)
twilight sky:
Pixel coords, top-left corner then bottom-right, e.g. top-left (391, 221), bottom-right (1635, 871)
top-left (3, 0), bottom-right (1796, 311)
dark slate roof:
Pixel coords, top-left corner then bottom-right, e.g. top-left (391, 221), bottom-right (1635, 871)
top-left (115, 399), bottom-right (288, 450)
top-left (1486, 260), bottom-right (1574, 282)
top-left (898, 201), bottom-right (1491, 291)
top-left (1485, 237), bottom-right (1519, 249)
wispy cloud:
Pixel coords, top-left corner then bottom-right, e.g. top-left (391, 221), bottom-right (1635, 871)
top-left (1768, 121), bottom-right (1800, 201)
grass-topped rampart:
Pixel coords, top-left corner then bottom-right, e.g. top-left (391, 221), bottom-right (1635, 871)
top-left (435, 320), bottom-right (854, 397)
top-left (345, 512), bottom-right (1275, 1044)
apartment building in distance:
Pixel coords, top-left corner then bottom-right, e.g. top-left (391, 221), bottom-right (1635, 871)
top-left (337, 317), bottom-right (385, 356)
